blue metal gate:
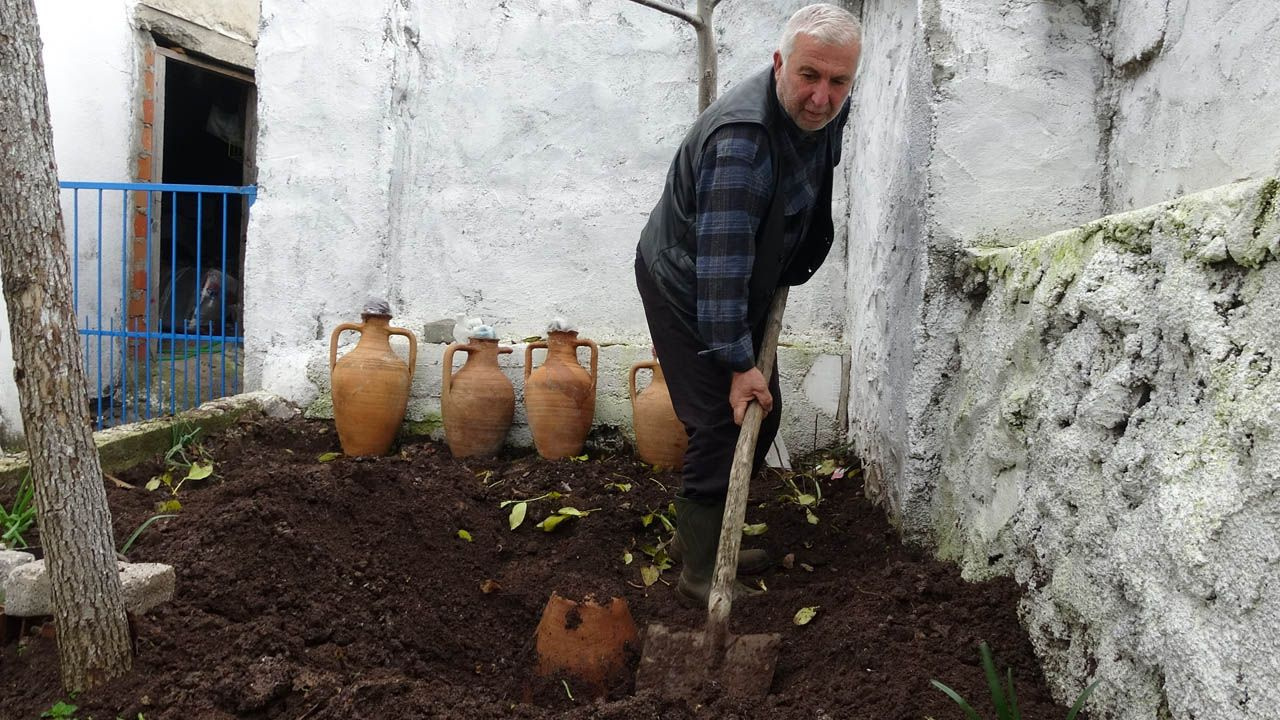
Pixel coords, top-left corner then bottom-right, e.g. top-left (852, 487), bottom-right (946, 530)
top-left (60, 181), bottom-right (256, 429)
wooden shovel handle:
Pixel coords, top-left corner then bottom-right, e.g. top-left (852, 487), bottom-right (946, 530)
top-left (706, 287), bottom-right (788, 644)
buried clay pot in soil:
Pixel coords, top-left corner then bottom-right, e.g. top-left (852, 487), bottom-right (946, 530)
top-left (0, 415), bottom-right (1082, 719)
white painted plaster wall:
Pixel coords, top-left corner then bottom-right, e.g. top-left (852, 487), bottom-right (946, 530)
top-left (139, 0), bottom-right (259, 46)
top-left (945, 178), bottom-right (1279, 719)
top-left (844, 1), bottom-right (1280, 716)
top-left (1105, 0), bottom-right (1280, 211)
top-left (0, 1), bottom-right (138, 447)
top-left (246, 1), bottom-right (848, 451)
top-left (842, 0), bottom-right (931, 521)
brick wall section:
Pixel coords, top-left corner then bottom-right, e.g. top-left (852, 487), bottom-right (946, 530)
top-left (129, 47), bottom-right (156, 359)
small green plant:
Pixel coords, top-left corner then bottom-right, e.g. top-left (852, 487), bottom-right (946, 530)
top-left (637, 543), bottom-right (674, 586)
top-left (118, 513), bottom-right (178, 556)
top-left (40, 700), bottom-right (78, 719)
top-left (535, 506), bottom-right (599, 532)
top-left (931, 642), bottom-right (1099, 720)
top-left (0, 471), bottom-right (37, 549)
top-left (145, 424), bottom-right (216, 512)
top-left (500, 491), bottom-right (562, 530)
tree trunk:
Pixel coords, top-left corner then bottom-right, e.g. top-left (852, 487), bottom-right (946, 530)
top-left (0, 0), bottom-right (134, 692)
top-left (695, 0), bottom-right (717, 112)
top-left (624, 0), bottom-right (722, 113)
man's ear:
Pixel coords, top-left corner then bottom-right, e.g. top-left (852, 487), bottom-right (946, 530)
top-left (773, 50), bottom-right (783, 74)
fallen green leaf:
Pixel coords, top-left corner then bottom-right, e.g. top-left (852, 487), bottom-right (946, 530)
top-left (144, 478), bottom-right (161, 492)
top-left (797, 493), bottom-right (816, 506)
top-left (806, 509), bottom-right (819, 525)
top-left (623, 551), bottom-right (633, 565)
top-left (794, 606), bottom-right (820, 625)
top-left (157, 499), bottom-right (182, 513)
top-left (641, 565), bottom-right (660, 587)
top-left (317, 452), bottom-right (343, 463)
top-left (568, 453), bottom-right (589, 462)
top-left (509, 502), bottom-right (528, 530)
top-left (457, 529), bottom-right (473, 542)
top-left (185, 461), bottom-right (214, 481)
top-left (522, 335), bottom-right (543, 343)
top-left (537, 514), bottom-right (569, 532)
top-left (742, 523), bottom-right (768, 536)
top-left (816, 459), bottom-right (837, 476)
top-left (556, 507), bottom-right (587, 517)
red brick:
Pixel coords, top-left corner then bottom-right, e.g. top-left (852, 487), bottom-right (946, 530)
top-left (142, 99), bottom-right (154, 125)
top-left (136, 154), bottom-right (151, 181)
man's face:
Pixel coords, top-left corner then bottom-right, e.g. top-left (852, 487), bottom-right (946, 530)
top-left (773, 33), bottom-right (861, 132)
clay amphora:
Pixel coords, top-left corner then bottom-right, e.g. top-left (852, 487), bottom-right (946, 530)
top-left (531, 592), bottom-right (639, 700)
top-left (524, 330), bottom-right (598, 459)
top-left (329, 313), bottom-right (417, 456)
top-left (442, 337), bottom-right (515, 458)
top-left (629, 359), bottom-right (688, 469)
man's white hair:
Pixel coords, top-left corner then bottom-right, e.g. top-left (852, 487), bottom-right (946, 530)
top-left (779, 3), bottom-right (862, 61)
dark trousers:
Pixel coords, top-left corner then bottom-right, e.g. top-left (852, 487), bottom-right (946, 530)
top-left (635, 253), bottom-right (781, 501)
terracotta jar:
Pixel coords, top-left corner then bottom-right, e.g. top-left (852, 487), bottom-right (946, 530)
top-left (329, 311), bottom-right (417, 456)
top-left (531, 592), bottom-right (638, 700)
top-left (524, 330), bottom-right (598, 459)
top-left (442, 337), bottom-right (515, 458)
top-left (629, 359), bottom-right (688, 469)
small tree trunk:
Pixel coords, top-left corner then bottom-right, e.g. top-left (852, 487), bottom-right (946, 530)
top-left (695, 0), bottom-right (718, 112)
top-left (624, 0), bottom-right (723, 113)
top-left (0, 0), bottom-right (134, 692)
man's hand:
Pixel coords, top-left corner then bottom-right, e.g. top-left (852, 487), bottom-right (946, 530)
top-left (730, 368), bottom-right (773, 425)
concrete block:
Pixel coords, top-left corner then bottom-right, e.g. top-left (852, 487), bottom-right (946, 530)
top-left (0, 550), bottom-right (35, 602)
top-left (2, 560), bottom-right (175, 617)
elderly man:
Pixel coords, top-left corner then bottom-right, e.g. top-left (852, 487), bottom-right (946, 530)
top-left (634, 3), bottom-right (862, 607)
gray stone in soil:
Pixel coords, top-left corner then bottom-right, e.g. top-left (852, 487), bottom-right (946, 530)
top-left (2, 560), bottom-right (175, 617)
top-left (0, 550), bottom-right (35, 602)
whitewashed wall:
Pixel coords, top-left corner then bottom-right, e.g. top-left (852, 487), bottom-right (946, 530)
top-left (246, 0), bottom-right (851, 451)
top-left (844, 0), bottom-right (1280, 717)
top-left (0, 1), bottom-right (138, 447)
top-left (1106, 0), bottom-right (1280, 210)
top-left (949, 179), bottom-right (1279, 720)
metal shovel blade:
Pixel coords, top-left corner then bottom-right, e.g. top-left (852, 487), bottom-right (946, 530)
top-left (635, 623), bottom-right (782, 701)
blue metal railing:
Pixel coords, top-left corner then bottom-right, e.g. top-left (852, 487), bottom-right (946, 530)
top-left (60, 181), bottom-right (256, 429)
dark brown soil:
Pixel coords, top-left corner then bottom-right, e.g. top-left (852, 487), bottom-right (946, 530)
top-left (0, 414), bottom-right (1074, 719)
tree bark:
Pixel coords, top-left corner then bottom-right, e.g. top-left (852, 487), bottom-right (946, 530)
top-left (694, 0), bottom-right (718, 112)
top-left (625, 0), bottom-right (722, 112)
top-left (0, 0), bottom-right (134, 692)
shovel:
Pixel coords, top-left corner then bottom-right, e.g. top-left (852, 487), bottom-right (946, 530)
top-left (634, 288), bottom-right (789, 701)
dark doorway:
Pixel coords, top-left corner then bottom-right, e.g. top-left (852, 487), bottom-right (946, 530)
top-left (156, 51), bottom-right (253, 334)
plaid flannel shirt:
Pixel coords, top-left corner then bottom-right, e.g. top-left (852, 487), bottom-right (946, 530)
top-left (694, 120), bottom-right (828, 371)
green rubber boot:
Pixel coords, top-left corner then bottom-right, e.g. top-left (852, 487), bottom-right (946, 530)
top-left (672, 497), bottom-right (766, 609)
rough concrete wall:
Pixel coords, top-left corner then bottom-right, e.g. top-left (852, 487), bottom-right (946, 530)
top-left (943, 178), bottom-right (1279, 719)
top-left (0, 0), bottom-right (137, 448)
top-left (246, 0), bottom-right (848, 451)
top-left (138, 0), bottom-right (259, 46)
top-left (842, 0), bottom-right (931, 521)
top-left (861, 0), bottom-right (1106, 538)
top-left (1102, 0), bottom-right (1280, 211)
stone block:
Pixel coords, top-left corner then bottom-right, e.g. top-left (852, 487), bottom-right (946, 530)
top-left (2, 560), bottom-right (175, 617)
top-left (0, 550), bottom-right (35, 602)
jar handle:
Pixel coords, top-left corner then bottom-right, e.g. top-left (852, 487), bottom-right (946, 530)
top-left (629, 359), bottom-right (657, 408)
top-left (388, 326), bottom-right (419, 381)
top-left (577, 338), bottom-right (600, 392)
top-left (524, 340), bottom-right (548, 382)
top-left (442, 341), bottom-right (472, 406)
top-left (329, 322), bottom-right (363, 372)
